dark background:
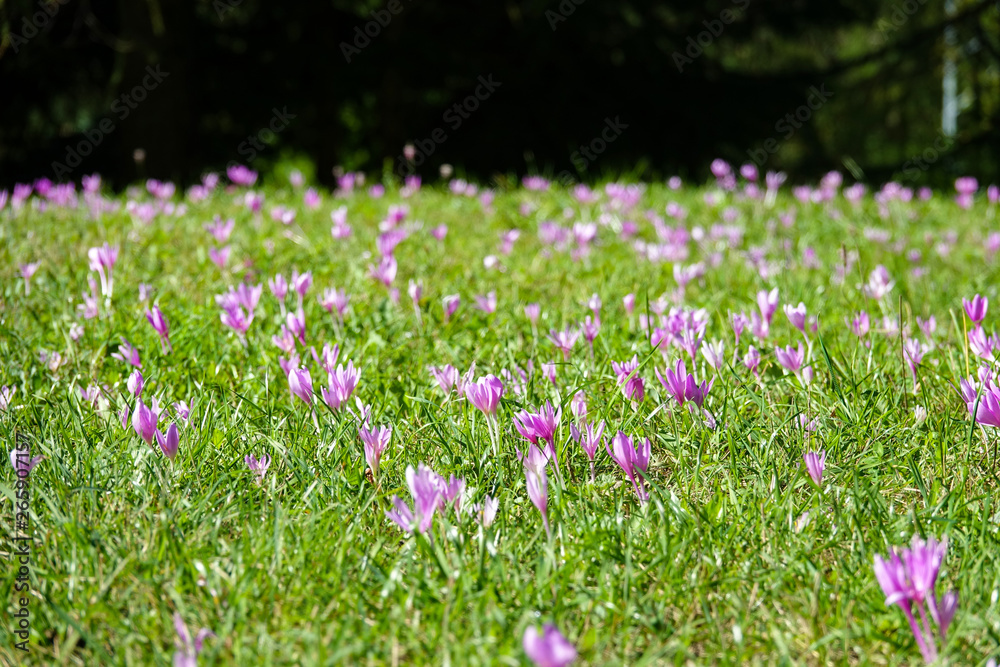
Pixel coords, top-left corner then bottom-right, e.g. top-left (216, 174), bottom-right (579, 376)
top-left (1, 0), bottom-right (998, 189)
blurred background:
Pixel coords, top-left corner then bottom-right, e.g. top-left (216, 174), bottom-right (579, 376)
top-left (1, 0), bottom-right (998, 188)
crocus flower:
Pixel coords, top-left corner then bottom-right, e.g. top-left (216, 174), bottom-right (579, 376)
top-left (757, 287), bottom-right (779, 324)
top-left (429, 364), bottom-right (459, 396)
top-left (287, 367), bottom-right (313, 405)
top-left (132, 398), bottom-right (159, 445)
top-left (208, 245), bottom-right (231, 269)
top-left (570, 419), bottom-right (605, 482)
top-left (112, 337), bottom-right (142, 368)
top-left (775, 343), bottom-right (804, 374)
top-left (227, 164), bottom-right (257, 186)
top-left (803, 449), bottom-right (826, 486)
top-left (386, 463), bottom-right (444, 534)
top-left (784, 302), bottom-right (807, 333)
top-left (268, 273), bottom-right (289, 305)
top-left (173, 613), bottom-right (214, 667)
top-left (473, 495), bottom-right (499, 528)
top-left (523, 624), bottom-right (577, 667)
top-left (320, 288), bottom-right (350, 321)
top-left (612, 355), bottom-right (644, 402)
top-left (549, 327), bottom-right (580, 361)
top-left (322, 361), bottom-right (360, 410)
top-left (127, 370), bottom-right (144, 397)
top-left (145, 305), bottom-right (171, 353)
top-left (581, 316), bottom-right (600, 350)
top-left (0, 385), bottom-right (15, 411)
top-left (10, 447), bottom-right (44, 476)
top-left (524, 303), bottom-right (541, 324)
top-left (865, 265), bottom-right (895, 300)
top-left (849, 311), bottom-right (870, 338)
top-left (464, 374), bottom-right (504, 418)
top-left (873, 535), bottom-right (955, 664)
top-left (623, 293), bottom-right (636, 315)
top-left (605, 430), bottom-right (651, 503)
top-left (443, 294), bottom-right (460, 322)
top-left (702, 340), bottom-right (725, 370)
top-left (156, 422), bottom-right (179, 460)
top-left (360, 424), bottom-right (391, 478)
top-left (19, 262), bottom-right (39, 296)
top-left (87, 242), bottom-right (119, 299)
top-left (963, 295), bottom-right (988, 326)
top-left (475, 291), bottom-right (497, 314)
top-left (525, 465), bottom-right (550, 537)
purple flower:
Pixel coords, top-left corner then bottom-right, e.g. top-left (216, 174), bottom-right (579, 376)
top-left (245, 452), bottom-right (271, 483)
top-left (227, 164), bottom-right (258, 186)
top-left (523, 624), bottom-right (577, 667)
top-left (865, 265), bottom-right (895, 300)
top-left (173, 613), bottom-right (214, 667)
top-left (963, 295), bottom-right (988, 325)
top-left (473, 495), bottom-right (499, 527)
top-left (0, 385), bottom-right (16, 412)
top-left (524, 303), bottom-right (541, 324)
top-left (549, 327), bottom-right (580, 361)
top-left (87, 242), bottom-right (119, 299)
top-left (320, 288), bottom-right (350, 320)
top-left (757, 287), bottom-right (779, 324)
top-left (783, 302), bottom-right (807, 333)
top-left (623, 293), bottom-right (636, 315)
top-left (208, 245), bottom-right (231, 269)
top-left (132, 398), bottom-right (159, 445)
top-left (127, 370), bottom-right (144, 397)
top-left (10, 446), bottom-right (44, 476)
top-left (386, 463), bottom-right (444, 534)
top-left (443, 294), bottom-right (460, 322)
top-left (570, 419), bottom-right (605, 483)
top-left (155, 422), bottom-right (180, 460)
top-left (287, 367), bottom-right (313, 406)
top-left (360, 424), bottom-right (391, 478)
top-left (429, 364), bottom-right (459, 395)
top-left (475, 291), bottom-right (497, 314)
top-left (525, 465), bottom-right (550, 537)
top-left (19, 262), bottom-right (40, 296)
top-left (775, 343), bottom-right (804, 374)
top-left (611, 355), bottom-right (644, 402)
top-left (322, 361), bottom-right (360, 410)
top-left (605, 430), bottom-right (651, 503)
top-left (145, 305), bottom-right (171, 353)
top-left (803, 449), bottom-right (826, 486)
top-left (464, 374), bottom-right (504, 417)
top-left (111, 337), bottom-right (142, 368)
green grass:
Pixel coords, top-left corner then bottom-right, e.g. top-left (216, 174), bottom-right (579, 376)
top-left (1, 179), bottom-right (999, 665)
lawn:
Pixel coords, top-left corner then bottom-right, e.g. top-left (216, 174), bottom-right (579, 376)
top-left (1, 168), bottom-right (999, 665)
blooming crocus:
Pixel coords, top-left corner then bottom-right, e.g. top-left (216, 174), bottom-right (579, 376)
top-left (429, 364), bottom-right (459, 396)
top-left (963, 295), bottom-right (988, 326)
top-left (702, 340), bottom-right (725, 370)
top-left (775, 343), bottom-right (804, 374)
top-left (623, 293), bottom-right (636, 315)
top-left (524, 303), bottom-right (541, 324)
top-left (784, 302), bottom-right (807, 334)
top-left (287, 367), bottom-right (313, 406)
top-left (10, 447), bottom-right (44, 476)
top-left (612, 355), bottom-right (645, 402)
top-left (268, 273), bottom-right (288, 309)
top-left (132, 398), bottom-right (159, 445)
top-left (145, 305), bottom-right (171, 353)
top-left (127, 370), bottom-right (143, 397)
top-left (849, 311), bottom-right (870, 338)
top-left (286, 309), bottom-right (306, 345)
top-left (173, 613), bottom-right (214, 667)
top-left (322, 361), bottom-right (360, 410)
top-left (19, 262), bottom-right (39, 296)
top-left (757, 287), bottom-right (779, 324)
top-left (605, 430), bottom-right (651, 503)
top-left (227, 164), bottom-right (257, 186)
top-left (156, 422), bottom-right (179, 460)
top-left (570, 419), bottom-right (605, 482)
top-left (803, 449), bottom-right (826, 486)
top-left (386, 463), bottom-right (444, 534)
top-left (208, 245), bottom-right (230, 269)
top-left (581, 316), bottom-right (600, 351)
top-left (360, 424), bottom-right (391, 479)
top-left (368, 255), bottom-right (397, 288)
top-left (873, 536), bottom-right (955, 664)
top-left (473, 495), bottom-right (499, 528)
top-left (204, 216), bottom-right (235, 243)
top-left (525, 465), bottom-right (550, 537)
top-left (0, 385), bottom-right (15, 411)
top-left (549, 327), bottom-right (580, 361)
top-left (865, 265), bottom-right (895, 300)
top-left (474, 291), bottom-right (497, 314)
top-left (87, 242), bottom-right (119, 299)
top-left (523, 624), bottom-right (577, 667)
top-left (320, 288), bottom-right (350, 321)
top-left (443, 294), bottom-right (460, 322)
top-left (464, 374), bottom-right (504, 418)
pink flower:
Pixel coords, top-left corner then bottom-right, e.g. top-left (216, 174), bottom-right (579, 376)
top-left (605, 430), bottom-right (651, 503)
top-left (287, 367), bottom-right (313, 405)
top-left (475, 291), bottom-right (497, 314)
top-left (145, 305), bottom-right (171, 353)
top-left (465, 375), bottom-right (504, 417)
top-left (359, 424), bottom-right (391, 478)
top-left (803, 449), bottom-right (826, 486)
top-left (523, 624), bottom-right (576, 667)
top-left (963, 295), bottom-right (988, 326)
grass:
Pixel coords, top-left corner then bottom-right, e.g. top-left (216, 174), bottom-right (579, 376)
top-left (1, 176), bottom-right (999, 665)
